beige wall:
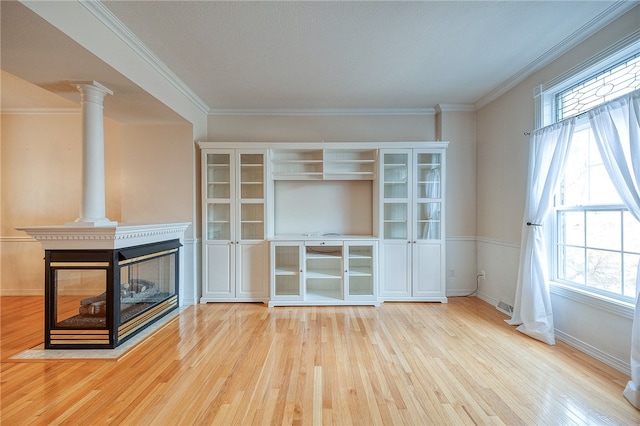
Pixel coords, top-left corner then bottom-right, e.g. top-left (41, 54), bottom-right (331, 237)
top-left (437, 109), bottom-right (476, 237)
top-left (207, 114), bottom-right (436, 142)
top-left (476, 84), bottom-right (530, 244)
top-left (120, 123), bottom-right (194, 226)
top-left (0, 113), bottom-right (121, 294)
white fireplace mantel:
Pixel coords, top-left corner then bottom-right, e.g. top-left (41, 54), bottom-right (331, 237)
top-left (17, 222), bottom-right (191, 250)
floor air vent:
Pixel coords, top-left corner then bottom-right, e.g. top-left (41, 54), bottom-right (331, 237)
top-left (496, 301), bottom-right (514, 317)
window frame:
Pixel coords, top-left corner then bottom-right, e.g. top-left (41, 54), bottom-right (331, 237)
top-left (553, 204), bottom-right (638, 301)
top-left (539, 40), bottom-right (640, 308)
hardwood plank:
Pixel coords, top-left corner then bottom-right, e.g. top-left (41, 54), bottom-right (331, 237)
top-left (1, 296), bottom-right (639, 425)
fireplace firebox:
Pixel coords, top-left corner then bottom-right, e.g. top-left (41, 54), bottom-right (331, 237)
top-left (45, 239), bottom-right (181, 349)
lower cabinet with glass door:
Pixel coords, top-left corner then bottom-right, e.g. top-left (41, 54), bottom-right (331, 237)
top-left (269, 239), bottom-right (378, 306)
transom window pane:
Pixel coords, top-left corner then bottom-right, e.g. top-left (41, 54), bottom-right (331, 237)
top-left (556, 52), bottom-right (640, 121)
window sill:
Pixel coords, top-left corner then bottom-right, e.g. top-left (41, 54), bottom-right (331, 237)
top-left (550, 282), bottom-right (634, 320)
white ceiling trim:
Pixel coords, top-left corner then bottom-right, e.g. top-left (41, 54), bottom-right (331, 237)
top-left (208, 108), bottom-right (437, 116)
top-left (81, 0), bottom-right (210, 115)
top-left (435, 104), bottom-right (476, 113)
top-left (475, 1), bottom-right (638, 109)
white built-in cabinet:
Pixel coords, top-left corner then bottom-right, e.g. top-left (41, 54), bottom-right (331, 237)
top-left (198, 142), bottom-right (447, 306)
top-left (200, 149), bottom-right (269, 302)
top-left (269, 239), bottom-right (378, 306)
top-left (379, 148), bottom-right (447, 302)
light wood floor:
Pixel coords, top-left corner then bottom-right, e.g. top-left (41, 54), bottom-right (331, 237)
top-left (1, 296), bottom-right (639, 425)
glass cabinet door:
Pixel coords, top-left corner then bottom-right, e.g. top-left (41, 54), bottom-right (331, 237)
top-left (239, 153), bottom-right (264, 199)
top-left (347, 244), bottom-right (375, 297)
top-left (416, 202), bottom-right (441, 240)
top-left (238, 153), bottom-right (265, 240)
top-left (382, 152), bottom-right (410, 239)
top-left (206, 203), bottom-right (231, 240)
top-left (273, 244), bottom-right (301, 297)
top-left (206, 153), bottom-right (231, 241)
top-left (415, 152), bottom-right (442, 240)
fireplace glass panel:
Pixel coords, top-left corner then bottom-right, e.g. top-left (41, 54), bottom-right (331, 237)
top-left (55, 269), bottom-right (107, 327)
top-left (119, 251), bottom-right (177, 324)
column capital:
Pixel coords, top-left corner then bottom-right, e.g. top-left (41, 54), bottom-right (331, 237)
top-left (69, 81), bottom-right (113, 103)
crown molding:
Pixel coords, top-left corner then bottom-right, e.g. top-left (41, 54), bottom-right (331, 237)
top-left (475, 1), bottom-right (639, 109)
top-left (208, 108), bottom-right (437, 117)
top-left (81, 0), bottom-right (210, 115)
top-left (435, 104), bottom-right (476, 113)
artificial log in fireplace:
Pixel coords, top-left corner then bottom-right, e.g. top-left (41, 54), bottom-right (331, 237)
top-left (45, 239), bottom-right (181, 349)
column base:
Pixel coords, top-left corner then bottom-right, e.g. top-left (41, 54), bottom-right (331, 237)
top-left (65, 218), bottom-right (118, 227)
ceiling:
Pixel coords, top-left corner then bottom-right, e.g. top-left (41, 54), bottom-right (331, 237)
top-left (1, 1), bottom-right (638, 123)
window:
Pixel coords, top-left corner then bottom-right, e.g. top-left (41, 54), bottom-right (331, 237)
top-left (555, 123), bottom-right (640, 301)
top-left (548, 49), bottom-right (640, 303)
top-left (556, 51), bottom-right (640, 121)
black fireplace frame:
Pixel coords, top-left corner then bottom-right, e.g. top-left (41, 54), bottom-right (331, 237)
top-left (44, 239), bottom-right (181, 349)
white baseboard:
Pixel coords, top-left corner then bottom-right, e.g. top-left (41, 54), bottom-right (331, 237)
top-left (476, 291), bottom-right (498, 307)
top-left (555, 329), bottom-right (630, 376)
top-left (446, 289), bottom-right (479, 297)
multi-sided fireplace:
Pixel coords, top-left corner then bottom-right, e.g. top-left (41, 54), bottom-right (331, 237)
top-left (45, 239), bottom-right (181, 349)
top-left (18, 223), bottom-right (190, 350)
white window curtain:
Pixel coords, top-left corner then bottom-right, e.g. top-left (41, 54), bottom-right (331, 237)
top-left (587, 90), bottom-right (640, 409)
top-left (506, 118), bottom-right (576, 345)
top-left (588, 90), bottom-right (640, 220)
top-left (627, 264), bottom-right (640, 410)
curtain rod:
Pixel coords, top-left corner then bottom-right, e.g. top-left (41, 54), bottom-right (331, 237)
top-left (524, 110), bottom-right (590, 136)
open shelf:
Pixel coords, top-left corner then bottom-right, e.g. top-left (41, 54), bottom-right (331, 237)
top-left (275, 265), bottom-right (299, 275)
top-left (305, 287), bottom-right (343, 301)
top-left (272, 149), bottom-right (377, 180)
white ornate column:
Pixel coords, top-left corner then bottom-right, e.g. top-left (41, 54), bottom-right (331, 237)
top-left (67, 81), bottom-right (117, 227)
